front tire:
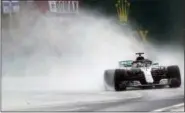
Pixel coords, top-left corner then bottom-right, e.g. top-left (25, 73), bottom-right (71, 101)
top-left (167, 65), bottom-right (181, 88)
top-left (114, 69), bottom-right (127, 91)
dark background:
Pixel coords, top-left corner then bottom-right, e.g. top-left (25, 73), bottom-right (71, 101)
top-left (81, 0), bottom-right (184, 44)
top-left (1, 0), bottom-right (184, 44)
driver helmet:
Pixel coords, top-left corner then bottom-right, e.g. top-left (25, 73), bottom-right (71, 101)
top-left (136, 56), bottom-right (144, 61)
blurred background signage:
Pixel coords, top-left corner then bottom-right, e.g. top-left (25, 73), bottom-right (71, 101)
top-left (2, 0), bottom-right (20, 14)
top-left (48, 0), bottom-right (79, 13)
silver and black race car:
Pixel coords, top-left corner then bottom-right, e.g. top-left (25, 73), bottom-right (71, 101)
top-left (104, 53), bottom-right (181, 91)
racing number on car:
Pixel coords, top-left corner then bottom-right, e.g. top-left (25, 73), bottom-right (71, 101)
top-left (48, 0), bottom-right (79, 13)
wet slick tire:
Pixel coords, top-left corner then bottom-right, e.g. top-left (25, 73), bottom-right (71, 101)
top-left (114, 69), bottom-right (127, 91)
top-left (167, 65), bottom-right (181, 88)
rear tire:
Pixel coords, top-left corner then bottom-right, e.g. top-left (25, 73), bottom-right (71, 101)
top-left (167, 65), bottom-right (181, 88)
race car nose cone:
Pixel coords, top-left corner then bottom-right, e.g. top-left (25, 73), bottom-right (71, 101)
top-left (140, 68), bottom-right (154, 83)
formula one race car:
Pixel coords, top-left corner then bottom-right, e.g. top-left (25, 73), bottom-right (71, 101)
top-left (104, 53), bottom-right (181, 91)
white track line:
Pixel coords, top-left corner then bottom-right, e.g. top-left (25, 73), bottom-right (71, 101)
top-left (153, 103), bottom-right (184, 112)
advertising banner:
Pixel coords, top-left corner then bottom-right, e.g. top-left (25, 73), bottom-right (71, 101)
top-left (48, 0), bottom-right (79, 13)
top-left (2, 1), bottom-right (11, 14)
top-left (2, 0), bottom-right (19, 14)
top-left (11, 0), bottom-right (20, 13)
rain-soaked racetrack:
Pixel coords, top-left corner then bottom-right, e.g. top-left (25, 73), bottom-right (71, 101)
top-left (2, 87), bottom-right (184, 112)
top-left (23, 89), bottom-right (184, 112)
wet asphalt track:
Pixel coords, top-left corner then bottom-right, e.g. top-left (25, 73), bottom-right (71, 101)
top-left (7, 88), bottom-right (184, 112)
